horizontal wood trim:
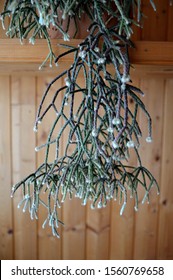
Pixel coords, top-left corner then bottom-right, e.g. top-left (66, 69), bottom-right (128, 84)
top-left (131, 41), bottom-right (173, 65)
top-left (0, 39), bottom-right (173, 72)
top-left (0, 39), bottom-right (78, 63)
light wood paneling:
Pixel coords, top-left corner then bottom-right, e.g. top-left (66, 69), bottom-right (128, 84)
top-left (86, 85), bottom-right (111, 260)
top-left (0, 40), bottom-right (173, 71)
top-left (0, 70), bottom-right (173, 260)
top-left (157, 79), bottom-right (173, 260)
top-left (62, 76), bottom-right (86, 260)
top-left (109, 78), bottom-right (140, 260)
top-left (36, 76), bottom-right (62, 259)
top-left (133, 78), bottom-right (164, 259)
top-left (62, 199), bottom-right (86, 260)
top-left (0, 75), bottom-right (13, 259)
top-left (1, 1), bottom-right (173, 259)
top-left (11, 76), bottom-right (37, 259)
top-left (86, 206), bottom-right (110, 260)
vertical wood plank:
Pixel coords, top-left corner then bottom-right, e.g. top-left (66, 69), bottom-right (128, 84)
top-left (0, 75), bottom-right (13, 259)
top-left (37, 75), bottom-right (62, 259)
top-left (167, 3), bottom-right (173, 41)
top-left (86, 228), bottom-right (110, 259)
top-left (62, 76), bottom-right (86, 260)
top-left (86, 198), bottom-right (110, 260)
top-left (110, 205), bottom-right (135, 260)
top-left (62, 199), bottom-right (86, 259)
top-left (86, 205), bottom-right (110, 259)
top-left (157, 78), bottom-right (173, 260)
top-left (131, 19), bottom-right (141, 41)
top-left (133, 77), bottom-right (164, 259)
top-left (109, 78), bottom-right (140, 260)
top-left (141, 0), bottom-right (168, 41)
top-left (85, 72), bottom-right (115, 260)
top-left (11, 76), bottom-right (37, 259)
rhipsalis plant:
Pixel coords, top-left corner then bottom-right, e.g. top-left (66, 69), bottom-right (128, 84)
top-left (1, 0), bottom-right (164, 238)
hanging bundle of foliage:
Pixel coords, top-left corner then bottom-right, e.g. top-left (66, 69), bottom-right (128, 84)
top-left (1, 0), bottom-right (161, 238)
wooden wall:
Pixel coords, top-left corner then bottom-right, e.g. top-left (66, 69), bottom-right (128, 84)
top-left (0, 0), bottom-right (173, 42)
top-left (0, 71), bottom-right (173, 260)
top-left (132, 0), bottom-right (173, 41)
top-left (0, 0), bottom-right (173, 260)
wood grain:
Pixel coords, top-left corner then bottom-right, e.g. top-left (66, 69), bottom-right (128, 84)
top-left (36, 76), bottom-right (62, 259)
top-left (0, 65), bottom-right (173, 260)
top-left (0, 40), bottom-right (173, 69)
top-left (141, 0), bottom-right (168, 41)
top-left (11, 76), bottom-right (37, 259)
top-left (0, 2), bottom-right (173, 259)
top-left (0, 75), bottom-right (13, 259)
top-left (86, 205), bottom-right (110, 259)
top-left (157, 78), bottom-right (173, 259)
top-left (167, 3), bottom-right (173, 41)
top-left (133, 77), bottom-right (164, 259)
top-left (61, 76), bottom-right (86, 260)
top-left (109, 78), bottom-right (140, 260)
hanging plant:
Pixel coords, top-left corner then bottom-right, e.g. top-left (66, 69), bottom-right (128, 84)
top-left (1, 0), bottom-right (162, 238)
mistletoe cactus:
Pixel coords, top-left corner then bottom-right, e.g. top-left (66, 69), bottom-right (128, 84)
top-left (1, 0), bottom-right (162, 238)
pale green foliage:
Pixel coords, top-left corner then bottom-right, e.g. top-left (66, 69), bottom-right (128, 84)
top-left (1, 1), bottom-right (161, 237)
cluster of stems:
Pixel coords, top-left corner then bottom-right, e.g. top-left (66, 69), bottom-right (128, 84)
top-left (1, 0), bottom-right (160, 237)
top-left (1, 0), bottom-right (157, 67)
